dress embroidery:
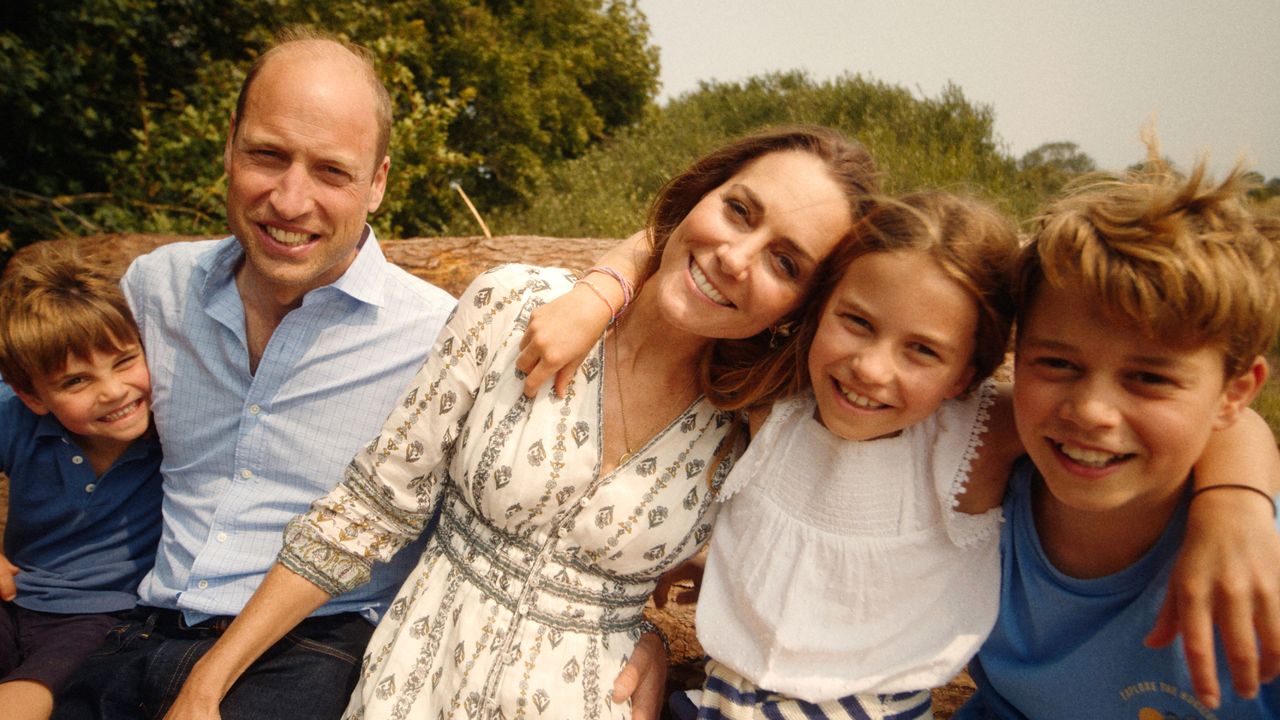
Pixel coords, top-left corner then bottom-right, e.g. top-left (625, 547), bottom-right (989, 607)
top-left (282, 265), bottom-right (737, 718)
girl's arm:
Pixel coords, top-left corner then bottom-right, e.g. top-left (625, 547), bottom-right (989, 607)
top-left (517, 230), bottom-right (651, 397)
top-left (1149, 407), bottom-right (1280, 709)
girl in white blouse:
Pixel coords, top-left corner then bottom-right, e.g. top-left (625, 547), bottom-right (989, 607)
top-left (681, 191), bottom-right (1022, 719)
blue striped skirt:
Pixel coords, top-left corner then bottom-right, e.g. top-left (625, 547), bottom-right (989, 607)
top-left (688, 659), bottom-right (933, 720)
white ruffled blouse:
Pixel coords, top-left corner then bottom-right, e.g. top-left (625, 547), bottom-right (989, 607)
top-left (695, 382), bottom-right (1003, 702)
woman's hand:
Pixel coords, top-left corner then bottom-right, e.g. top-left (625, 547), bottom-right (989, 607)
top-left (162, 678), bottom-right (225, 720)
top-left (611, 631), bottom-right (668, 720)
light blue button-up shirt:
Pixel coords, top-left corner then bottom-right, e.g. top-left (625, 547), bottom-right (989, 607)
top-left (121, 232), bottom-right (455, 624)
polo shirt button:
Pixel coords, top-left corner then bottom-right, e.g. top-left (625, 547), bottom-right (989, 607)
top-left (85, 483), bottom-right (96, 493)
top-left (578, 497), bottom-right (590, 508)
top-left (240, 469), bottom-right (253, 479)
top-left (516, 603), bottom-right (529, 616)
top-left (197, 580), bottom-right (209, 589)
top-left (71, 455), bottom-right (84, 464)
top-left (217, 532), bottom-right (228, 542)
top-left (556, 527), bottom-right (569, 538)
top-left (249, 404), bottom-right (261, 415)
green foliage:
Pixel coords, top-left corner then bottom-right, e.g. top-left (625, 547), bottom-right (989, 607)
top-left (490, 71), bottom-right (1039, 238)
top-left (0, 0), bottom-right (658, 247)
top-left (1017, 141), bottom-right (1097, 198)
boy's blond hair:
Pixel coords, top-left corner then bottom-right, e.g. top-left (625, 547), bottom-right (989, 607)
top-left (0, 243), bottom-right (140, 394)
top-left (1016, 149), bottom-right (1280, 378)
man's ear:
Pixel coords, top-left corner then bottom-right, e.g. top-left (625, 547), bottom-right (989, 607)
top-left (224, 111), bottom-right (238, 176)
top-left (367, 155), bottom-right (390, 213)
top-left (13, 387), bottom-right (51, 417)
top-left (1214, 355), bottom-right (1268, 430)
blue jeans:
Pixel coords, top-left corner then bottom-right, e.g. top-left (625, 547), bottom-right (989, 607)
top-left (53, 607), bottom-right (373, 720)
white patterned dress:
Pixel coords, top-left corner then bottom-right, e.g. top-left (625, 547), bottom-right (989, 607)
top-left (281, 265), bottom-right (736, 720)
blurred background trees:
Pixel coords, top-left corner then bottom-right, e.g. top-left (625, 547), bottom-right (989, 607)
top-left (1, 0), bottom-right (657, 247)
top-left (4, 0), bottom-right (1275, 258)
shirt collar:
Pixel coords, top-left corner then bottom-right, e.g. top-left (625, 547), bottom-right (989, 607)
top-left (195, 225), bottom-right (391, 309)
top-left (34, 411), bottom-right (161, 457)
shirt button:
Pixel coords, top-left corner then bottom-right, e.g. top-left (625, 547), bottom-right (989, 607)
top-left (249, 404), bottom-right (261, 415)
top-left (578, 497), bottom-right (590, 508)
top-left (516, 603), bottom-right (529, 616)
top-left (84, 483), bottom-right (96, 493)
top-left (71, 455), bottom-right (84, 465)
top-left (216, 532), bottom-right (228, 543)
top-left (197, 580), bottom-right (209, 589)
top-left (240, 469), bottom-right (253, 479)
top-left (556, 527), bottom-right (569, 538)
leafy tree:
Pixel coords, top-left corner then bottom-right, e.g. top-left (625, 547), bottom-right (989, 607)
top-left (0, 0), bottom-right (658, 249)
top-left (1017, 141), bottom-right (1097, 197)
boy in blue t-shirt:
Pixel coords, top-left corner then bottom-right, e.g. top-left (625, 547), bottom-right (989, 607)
top-left (957, 154), bottom-right (1280, 719)
top-left (0, 243), bottom-right (163, 720)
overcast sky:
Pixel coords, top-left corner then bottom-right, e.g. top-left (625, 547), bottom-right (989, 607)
top-left (636, 0), bottom-right (1279, 177)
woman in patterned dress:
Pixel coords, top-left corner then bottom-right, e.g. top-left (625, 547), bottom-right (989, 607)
top-left (163, 127), bottom-right (879, 720)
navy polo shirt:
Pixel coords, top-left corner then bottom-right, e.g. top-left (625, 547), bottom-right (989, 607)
top-left (1, 385), bottom-right (163, 613)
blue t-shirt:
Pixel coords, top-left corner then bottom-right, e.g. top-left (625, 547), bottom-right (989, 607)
top-left (1, 385), bottom-right (163, 614)
top-left (956, 458), bottom-right (1280, 720)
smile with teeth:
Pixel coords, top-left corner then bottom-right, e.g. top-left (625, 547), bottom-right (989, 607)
top-left (839, 383), bottom-right (887, 409)
top-left (1055, 440), bottom-right (1131, 468)
top-left (265, 225), bottom-right (314, 247)
top-left (689, 260), bottom-right (732, 307)
top-left (100, 398), bottom-right (144, 423)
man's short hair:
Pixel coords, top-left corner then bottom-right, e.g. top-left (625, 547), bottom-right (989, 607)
top-left (0, 243), bottom-right (141, 394)
top-left (1017, 146), bottom-right (1280, 378)
top-left (232, 26), bottom-right (393, 169)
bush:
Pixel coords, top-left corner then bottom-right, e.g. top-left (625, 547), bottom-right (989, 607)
top-left (489, 71), bottom-right (1041, 238)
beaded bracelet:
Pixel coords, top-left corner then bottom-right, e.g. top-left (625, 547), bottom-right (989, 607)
top-left (636, 618), bottom-right (670, 655)
top-left (1190, 483), bottom-right (1278, 518)
top-left (575, 278), bottom-right (617, 319)
top-left (585, 265), bottom-right (636, 312)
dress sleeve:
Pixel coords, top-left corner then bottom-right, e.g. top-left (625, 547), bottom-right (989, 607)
top-left (279, 264), bottom-right (561, 596)
top-left (931, 379), bottom-right (1003, 548)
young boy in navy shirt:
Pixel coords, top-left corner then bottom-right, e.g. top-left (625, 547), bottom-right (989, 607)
top-left (0, 244), bottom-right (163, 720)
top-left (957, 154), bottom-right (1280, 718)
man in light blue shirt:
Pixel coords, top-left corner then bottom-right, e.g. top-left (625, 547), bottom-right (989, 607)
top-left (54, 28), bottom-right (454, 720)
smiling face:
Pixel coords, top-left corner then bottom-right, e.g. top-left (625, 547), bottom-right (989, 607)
top-left (17, 340), bottom-right (152, 457)
top-left (224, 41), bottom-right (389, 307)
top-left (648, 150), bottom-right (854, 340)
top-left (807, 250), bottom-right (978, 441)
top-left (1013, 282), bottom-right (1260, 517)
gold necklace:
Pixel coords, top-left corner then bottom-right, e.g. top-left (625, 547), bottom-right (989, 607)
top-left (609, 324), bottom-right (635, 465)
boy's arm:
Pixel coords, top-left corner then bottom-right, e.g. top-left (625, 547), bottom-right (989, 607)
top-left (517, 230), bottom-right (650, 397)
top-left (1149, 407), bottom-right (1280, 709)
